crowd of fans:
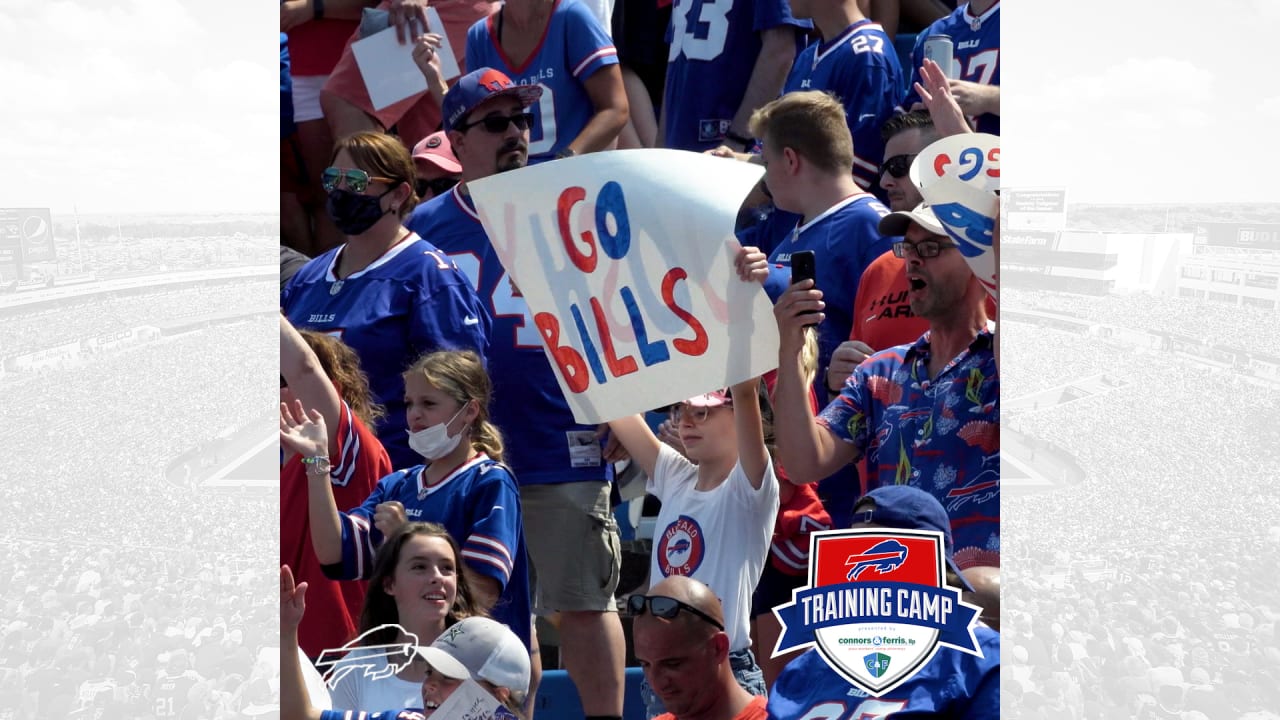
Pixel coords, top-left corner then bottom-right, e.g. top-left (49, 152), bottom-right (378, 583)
top-left (1, 282), bottom-right (270, 358)
top-left (279, 0), bottom-right (1003, 717)
top-left (0, 296), bottom-right (279, 718)
top-left (1001, 304), bottom-right (1280, 718)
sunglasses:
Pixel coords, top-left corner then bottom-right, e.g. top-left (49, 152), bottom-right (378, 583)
top-left (626, 594), bottom-right (725, 631)
top-left (892, 238), bottom-right (957, 259)
top-left (879, 154), bottom-right (916, 179)
top-left (456, 111), bottom-right (535, 134)
top-left (321, 167), bottom-right (397, 193)
top-left (416, 177), bottom-right (458, 198)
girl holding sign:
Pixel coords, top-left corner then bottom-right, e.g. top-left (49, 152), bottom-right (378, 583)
top-left (606, 372), bottom-right (780, 716)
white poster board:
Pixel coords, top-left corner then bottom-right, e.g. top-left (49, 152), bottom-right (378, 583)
top-left (468, 149), bottom-right (776, 424)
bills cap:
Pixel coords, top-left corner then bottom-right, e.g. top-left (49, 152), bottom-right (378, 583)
top-left (442, 67), bottom-right (543, 132)
top-left (851, 485), bottom-right (974, 591)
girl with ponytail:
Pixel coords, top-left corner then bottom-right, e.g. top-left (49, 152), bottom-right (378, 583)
top-left (297, 349), bottom-right (537, 709)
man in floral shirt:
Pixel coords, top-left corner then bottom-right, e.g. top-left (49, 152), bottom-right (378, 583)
top-left (765, 201), bottom-right (999, 569)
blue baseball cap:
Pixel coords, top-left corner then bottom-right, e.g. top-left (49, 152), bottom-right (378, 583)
top-left (851, 485), bottom-right (974, 592)
top-left (442, 67), bottom-right (543, 132)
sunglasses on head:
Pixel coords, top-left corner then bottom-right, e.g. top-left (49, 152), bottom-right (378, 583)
top-left (626, 594), bottom-right (725, 631)
top-left (322, 167), bottom-right (397, 193)
top-left (879, 154), bottom-right (916, 179)
top-left (892, 237), bottom-right (956, 259)
top-left (456, 111), bottom-right (535, 134)
top-left (416, 177), bottom-right (459, 198)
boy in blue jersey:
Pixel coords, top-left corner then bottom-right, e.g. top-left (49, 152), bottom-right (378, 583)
top-left (765, 486), bottom-right (1000, 720)
top-left (661, 0), bottom-right (809, 152)
top-left (741, 90), bottom-right (896, 530)
top-left (782, 0), bottom-right (902, 195)
top-left (464, 0), bottom-right (627, 163)
top-left (902, 0), bottom-right (1000, 135)
top-left (405, 67), bottom-right (629, 720)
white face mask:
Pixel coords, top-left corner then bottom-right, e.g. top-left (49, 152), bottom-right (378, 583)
top-left (407, 404), bottom-right (469, 460)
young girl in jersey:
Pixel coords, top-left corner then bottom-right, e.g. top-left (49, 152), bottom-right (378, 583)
top-left (327, 522), bottom-right (483, 711)
top-left (607, 376), bottom-right (780, 718)
top-left (279, 315), bottom-right (393, 660)
top-left (298, 350), bottom-right (538, 702)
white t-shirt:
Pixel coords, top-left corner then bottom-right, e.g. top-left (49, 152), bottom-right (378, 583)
top-left (647, 444), bottom-right (780, 652)
top-left (329, 647), bottom-right (423, 712)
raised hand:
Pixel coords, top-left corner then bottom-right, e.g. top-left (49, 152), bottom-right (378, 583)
top-left (280, 400), bottom-right (328, 460)
top-left (281, 565), bottom-right (309, 630)
top-left (374, 501), bottom-right (409, 538)
top-left (734, 245), bottom-right (770, 284)
top-left (389, 0), bottom-right (431, 45)
top-left (914, 58), bottom-right (973, 137)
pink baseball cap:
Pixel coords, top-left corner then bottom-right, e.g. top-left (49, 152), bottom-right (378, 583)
top-left (412, 131), bottom-right (462, 174)
top-left (683, 390), bottom-right (732, 408)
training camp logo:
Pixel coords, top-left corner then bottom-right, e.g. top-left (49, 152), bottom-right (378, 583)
top-left (772, 529), bottom-right (982, 696)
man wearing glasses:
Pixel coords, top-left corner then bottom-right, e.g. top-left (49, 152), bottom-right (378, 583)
top-left (404, 67), bottom-right (629, 720)
top-left (631, 576), bottom-right (768, 720)
top-left (770, 201), bottom-right (1000, 571)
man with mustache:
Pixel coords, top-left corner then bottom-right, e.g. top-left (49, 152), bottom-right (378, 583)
top-left (403, 67), bottom-right (629, 720)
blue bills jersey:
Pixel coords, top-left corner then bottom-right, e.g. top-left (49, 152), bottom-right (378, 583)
top-left (766, 627), bottom-right (1000, 720)
top-left (782, 20), bottom-right (903, 193)
top-left (331, 455), bottom-right (533, 650)
top-left (903, 1), bottom-right (1000, 135)
top-left (466, 0), bottom-right (618, 164)
top-left (662, 0), bottom-right (809, 151)
top-left (760, 194), bottom-right (894, 529)
top-left (282, 235), bottom-right (492, 468)
top-left (405, 188), bottom-right (611, 486)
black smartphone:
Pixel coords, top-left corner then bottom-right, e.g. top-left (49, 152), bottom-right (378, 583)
top-left (790, 250), bottom-right (819, 326)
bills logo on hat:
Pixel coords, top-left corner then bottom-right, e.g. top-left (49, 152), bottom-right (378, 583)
top-left (771, 529), bottom-right (982, 697)
top-left (657, 514), bottom-right (704, 577)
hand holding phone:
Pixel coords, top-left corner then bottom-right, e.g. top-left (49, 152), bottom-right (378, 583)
top-left (790, 250), bottom-right (819, 327)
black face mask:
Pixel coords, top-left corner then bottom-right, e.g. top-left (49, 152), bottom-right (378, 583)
top-left (326, 187), bottom-right (396, 236)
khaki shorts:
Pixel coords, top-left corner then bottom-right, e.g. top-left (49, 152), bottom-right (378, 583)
top-left (521, 481), bottom-right (621, 614)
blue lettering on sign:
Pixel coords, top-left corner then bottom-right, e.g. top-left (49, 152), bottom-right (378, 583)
top-left (621, 286), bottom-right (671, 366)
top-left (957, 147), bottom-right (985, 181)
top-left (932, 202), bottom-right (993, 258)
top-left (596, 181), bottom-right (631, 260)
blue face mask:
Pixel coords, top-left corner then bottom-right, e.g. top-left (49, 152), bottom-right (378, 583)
top-left (326, 187), bottom-right (396, 236)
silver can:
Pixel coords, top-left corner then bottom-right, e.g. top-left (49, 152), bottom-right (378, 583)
top-left (923, 34), bottom-right (956, 79)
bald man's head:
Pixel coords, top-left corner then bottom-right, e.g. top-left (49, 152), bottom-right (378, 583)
top-left (961, 566), bottom-right (1000, 632)
top-left (632, 577), bottom-right (736, 717)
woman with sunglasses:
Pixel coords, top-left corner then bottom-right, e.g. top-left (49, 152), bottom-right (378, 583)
top-left (283, 130), bottom-right (491, 468)
top-left (606, 376), bottom-right (779, 718)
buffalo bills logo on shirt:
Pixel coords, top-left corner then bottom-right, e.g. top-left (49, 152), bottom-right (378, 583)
top-left (845, 539), bottom-right (908, 581)
top-left (771, 529), bottom-right (982, 697)
top-left (657, 515), bottom-right (705, 577)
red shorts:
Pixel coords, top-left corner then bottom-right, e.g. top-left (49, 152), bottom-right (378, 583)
top-left (320, 0), bottom-right (498, 144)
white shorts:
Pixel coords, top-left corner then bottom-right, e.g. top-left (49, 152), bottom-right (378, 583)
top-left (290, 74), bottom-right (328, 123)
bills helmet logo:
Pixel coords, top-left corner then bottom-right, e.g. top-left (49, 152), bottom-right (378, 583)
top-left (845, 539), bottom-right (908, 581)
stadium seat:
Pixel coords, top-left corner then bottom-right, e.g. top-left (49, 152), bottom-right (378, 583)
top-left (534, 668), bottom-right (648, 720)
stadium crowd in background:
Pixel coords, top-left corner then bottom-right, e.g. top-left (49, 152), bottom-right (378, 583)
top-left (277, 0), bottom-right (1002, 717)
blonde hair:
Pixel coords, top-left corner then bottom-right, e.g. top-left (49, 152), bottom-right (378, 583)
top-left (403, 350), bottom-right (505, 462)
top-left (800, 328), bottom-right (819, 388)
top-left (748, 91), bottom-right (854, 175)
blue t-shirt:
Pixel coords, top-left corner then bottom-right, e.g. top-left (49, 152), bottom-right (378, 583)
top-left (282, 235), bottom-right (492, 468)
top-left (903, 1), bottom-right (1000, 135)
top-left (766, 628), bottom-right (1000, 719)
top-left (466, 0), bottom-right (618, 163)
top-left (782, 20), bottom-right (903, 194)
top-left (405, 188), bottom-right (611, 486)
top-left (331, 454), bottom-right (533, 650)
top-left (662, 0), bottom-right (810, 151)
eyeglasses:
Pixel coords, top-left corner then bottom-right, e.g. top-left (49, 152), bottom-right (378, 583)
top-left (322, 167), bottom-right (397, 193)
top-left (456, 112), bottom-right (535, 134)
top-left (892, 238), bottom-right (956, 259)
top-left (626, 594), bottom-right (725, 631)
top-left (416, 177), bottom-right (458, 198)
top-left (879, 154), bottom-right (916, 179)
